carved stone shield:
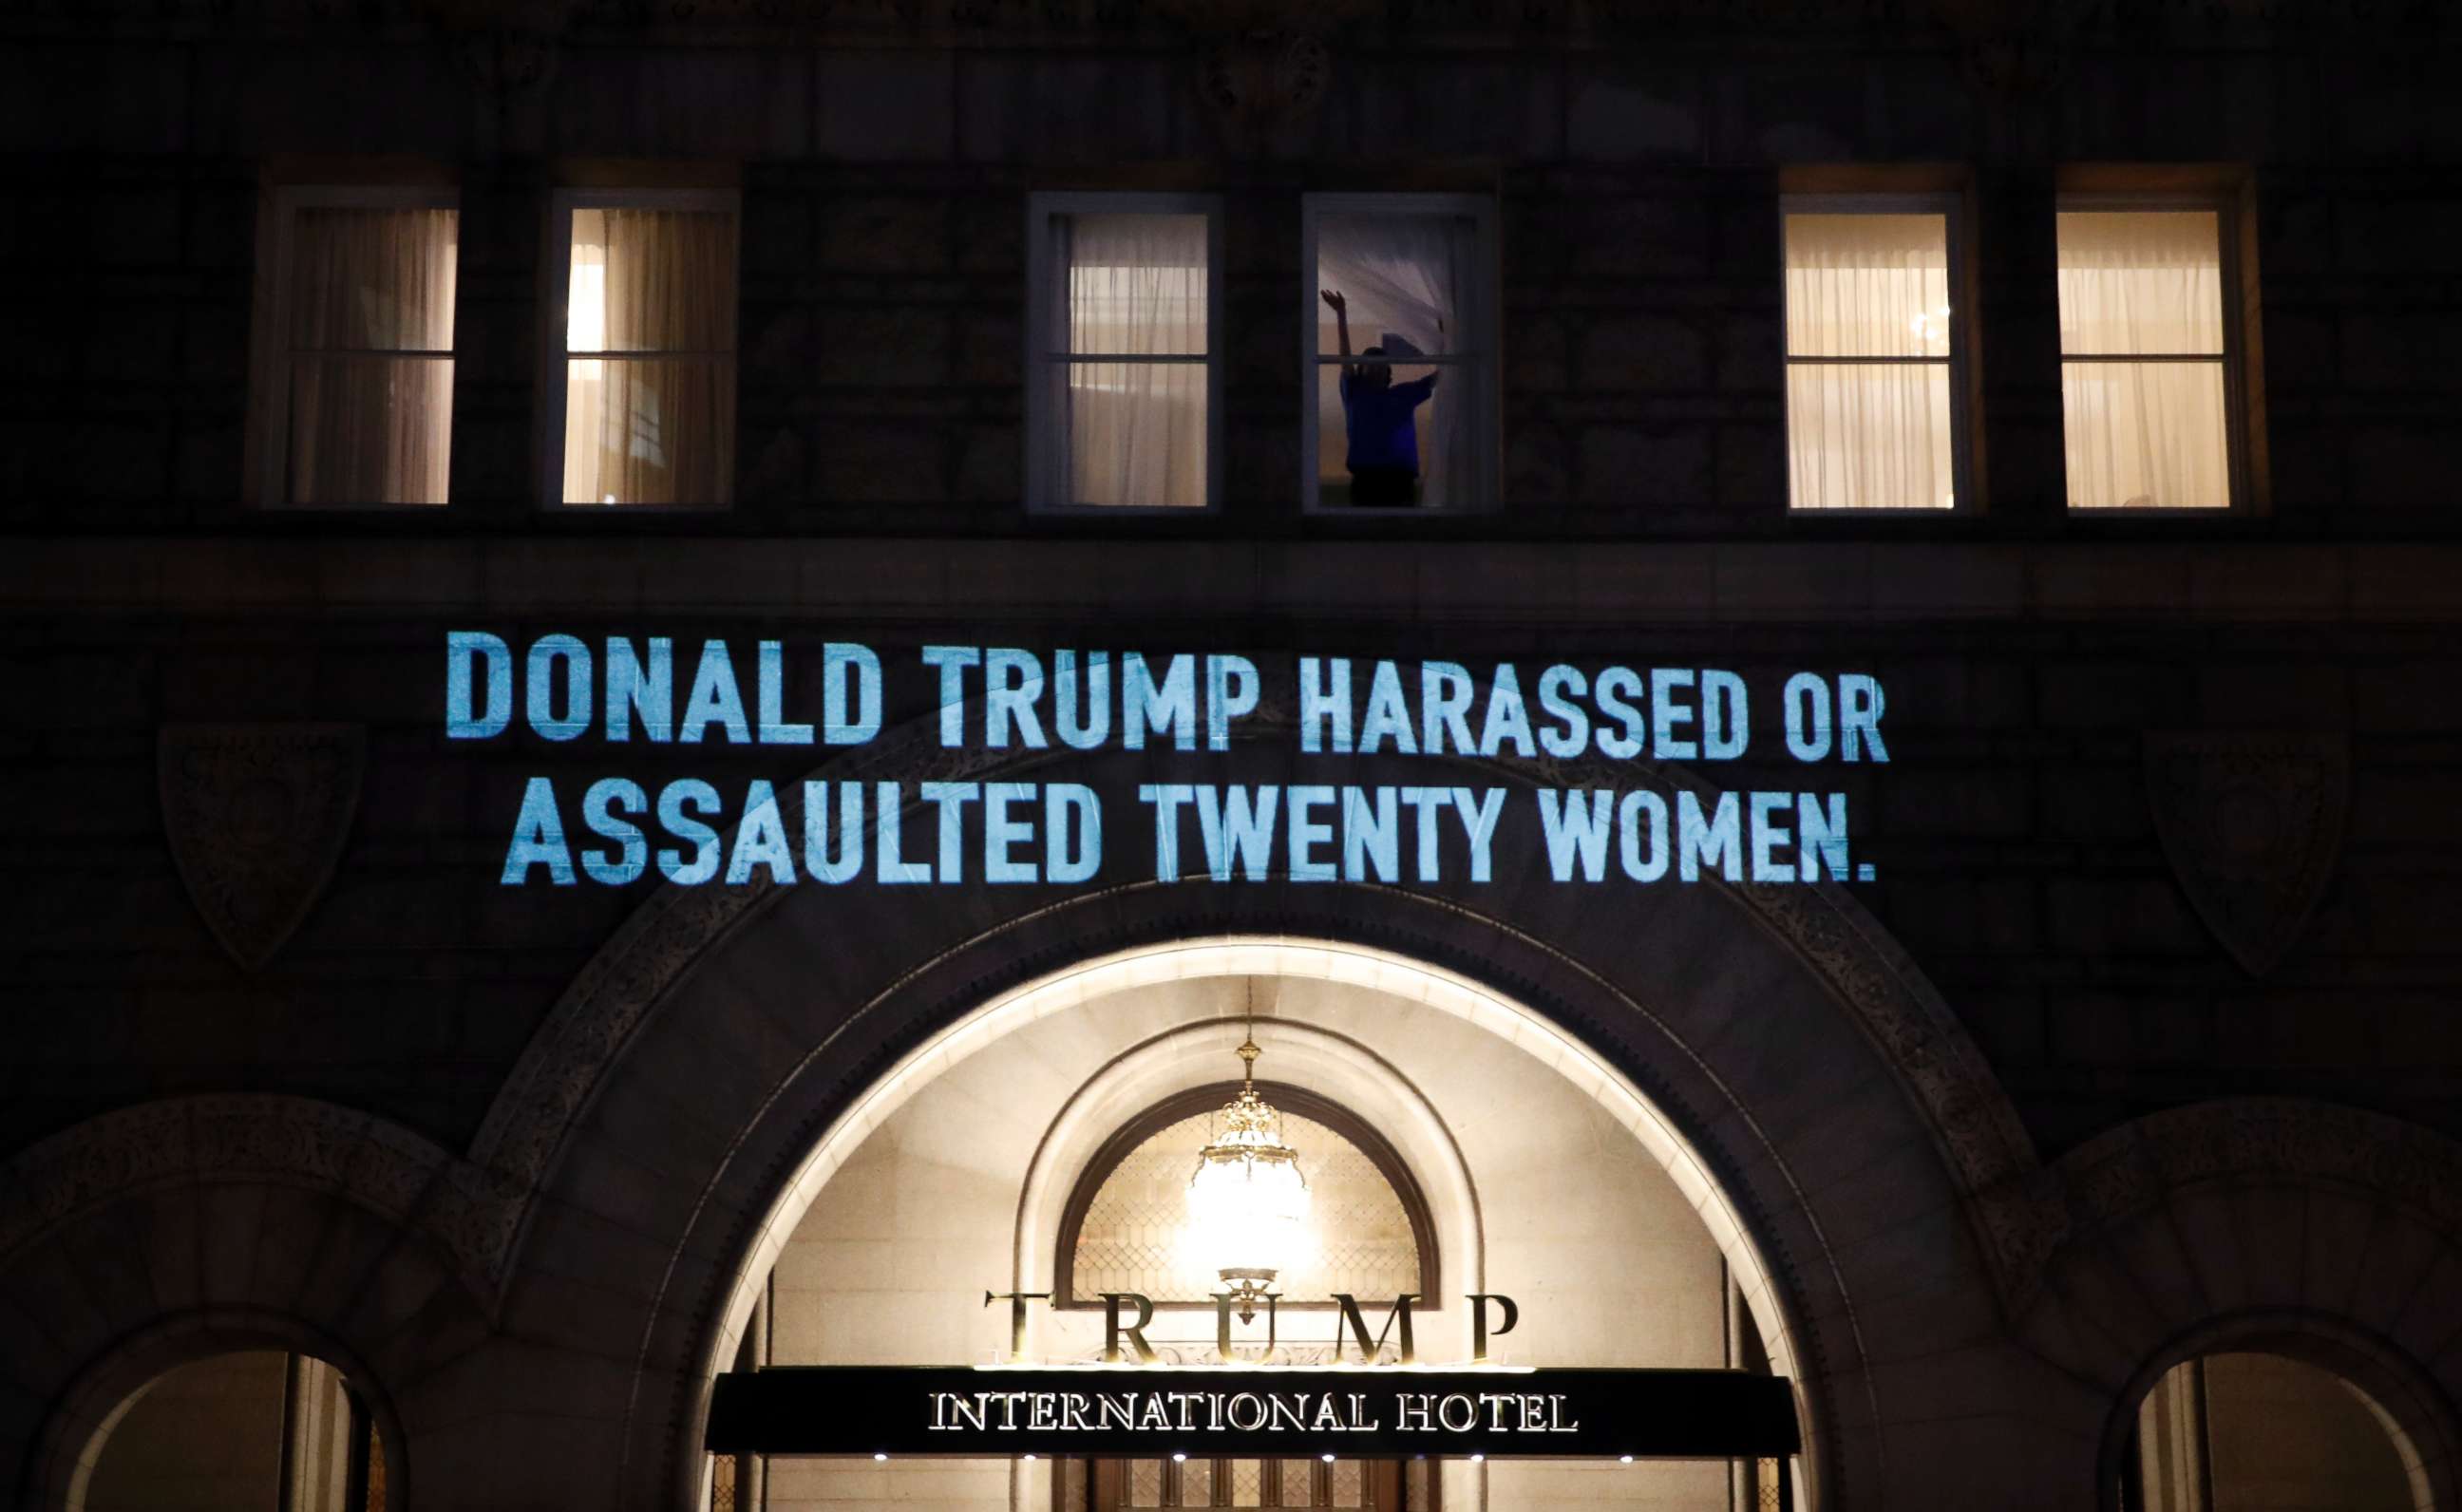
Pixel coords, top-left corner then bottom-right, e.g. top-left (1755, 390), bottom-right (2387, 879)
top-left (2144, 732), bottom-right (2348, 978)
top-left (159, 724), bottom-right (365, 971)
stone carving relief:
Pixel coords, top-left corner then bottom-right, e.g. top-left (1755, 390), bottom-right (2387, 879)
top-left (1923, 0), bottom-right (2099, 96)
top-left (2144, 731), bottom-right (2348, 978)
top-left (159, 723), bottom-right (365, 972)
top-left (1160, 0), bottom-right (1370, 153)
top-left (1972, 1098), bottom-right (2462, 1318)
top-left (0, 1096), bottom-right (520, 1303)
top-left (419, 0), bottom-right (572, 95)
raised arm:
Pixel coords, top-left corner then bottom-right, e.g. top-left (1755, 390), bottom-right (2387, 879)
top-left (1319, 288), bottom-right (1358, 379)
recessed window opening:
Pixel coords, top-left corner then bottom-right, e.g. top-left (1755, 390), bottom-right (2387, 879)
top-left (78, 1351), bottom-right (388, 1512)
top-left (1303, 195), bottom-right (1496, 513)
top-left (1782, 198), bottom-right (1968, 512)
top-left (2126, 1351), bottom-right (2417, 1511)
top-left (543, 190), bottom-right (739, 508)
top-left (1028, 195), bottom-right (1221, 512)
top-left (2058, 203), bottom-right (2237, 510)
top-left (256, 189), bottom-right (459, 507)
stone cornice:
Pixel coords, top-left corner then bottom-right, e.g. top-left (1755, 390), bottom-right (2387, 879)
top-left (1, 539), bottom-right (2456, 624)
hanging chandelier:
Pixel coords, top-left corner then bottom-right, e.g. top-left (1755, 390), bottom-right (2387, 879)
top-left (1184, 1032), bottom-right (1309, 1324)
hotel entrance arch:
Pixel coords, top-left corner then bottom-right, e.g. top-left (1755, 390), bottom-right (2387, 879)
top-left (711, 938), bottom-right (1809, 1512)
top-left (468, 722), bottom-right (2044, 1511)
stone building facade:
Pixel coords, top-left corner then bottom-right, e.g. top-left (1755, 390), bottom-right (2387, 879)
top-left (3, 3), bottom-right (2460, 1509)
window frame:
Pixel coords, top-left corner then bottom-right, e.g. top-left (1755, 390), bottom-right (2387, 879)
top-left (535, 184), bottom-right (744, 513)
top-left (1299, 191), bottom-right (1501, 517)
top-left (247, 182), bottom-right (462, 511)
top-left (1778, 190), bottom-right (1978, 517)
top-left (2055, 189), bottom-right (2255, 516)
top-left (1024, 190), bottom-right (1226, 518)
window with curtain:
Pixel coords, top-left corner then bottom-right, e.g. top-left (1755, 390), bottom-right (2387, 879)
top-left (1783, 207), bottom-right (1960, 511)
top-left (554, 196), bottom-right (739, 507)
top-left (1029, 198), bottom-right (1214, 510)
top-left (1306, 198), bottom-right (1492, 512)
top-left (2058, 207), bottom-right (2233, 510)
top-left (270, 197), bottom-right (458, 506)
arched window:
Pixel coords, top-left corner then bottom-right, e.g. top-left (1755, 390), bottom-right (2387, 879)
top-left (1056, 1082), bottom-right (1437, 1309)
top-left (2127, 1351), bottom-right (2418, 1512)
top-left (79, 1351), bottom-right (387, 1512)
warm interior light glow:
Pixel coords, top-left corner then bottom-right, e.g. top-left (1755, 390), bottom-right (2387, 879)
top-left (1183, 1034), bottom-right (1311, 1316)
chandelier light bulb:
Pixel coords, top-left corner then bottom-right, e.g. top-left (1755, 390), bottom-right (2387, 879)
top-left (1186, 1030), bottom-right (1310, 1321)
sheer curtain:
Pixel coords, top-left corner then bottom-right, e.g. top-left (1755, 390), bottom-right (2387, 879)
top-left (2058, 210), bottom-right (2230, 509)
top-left (287, 205), bottom-right (456, 504)
top-left (1316, 212), bottom-right (1475, 506)
top-left (563, 206), bottom-right (737, 506)
top-left (1784, 212), bottom-right (1955, 510)
top-left (1046, 212), bottom-right (1207, 508)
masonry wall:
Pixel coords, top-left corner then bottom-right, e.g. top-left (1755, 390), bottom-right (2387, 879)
top-left (4, 16), bottom-right (2457, 535)
top-left (1, 12), bottom-right (2460, 1505)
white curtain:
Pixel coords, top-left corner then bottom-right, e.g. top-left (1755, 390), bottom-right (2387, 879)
top-left (2058, 210), bottom-right (2230, 509)
top-left (1784, 213), bottom-right (1955, 510)
top-left (287, 206), bottom-right (456, 505)
top-left (1048, 212), bottom-right (1207, 508)
top-left (563, 206), bottom-right (738, 506)
top-left (1315, 212), bottom-right (1475, 505)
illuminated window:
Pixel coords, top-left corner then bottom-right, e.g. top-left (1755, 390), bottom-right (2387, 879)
top-left (544, 189), bottom-right (739, 508)
top-left (1782, 198), bottom-right (1969, 511)
top-left (2058, 203), bottom-right (2239, 510)
top-left (1302, 193), bottom-right (1497, 512)
top-left (1027, 193), bottom-right (1220, 511)
top-left (252, 187), bottom-right (458, 506)
top-left (2130, 1352), bottom-right (2416, 1511)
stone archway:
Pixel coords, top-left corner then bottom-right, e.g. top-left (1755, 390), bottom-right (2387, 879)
top-left (1998, 1098), bottom-right (2462, 1509)
top-left (456, 709), bottom-right (2047, 1510)
top-left (0, 1095), bottom-right (499, 1510)
top-left (35, 1310), bottom-right (412, 1512)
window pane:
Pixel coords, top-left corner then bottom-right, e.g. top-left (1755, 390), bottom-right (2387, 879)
top-left (1229, 1462), bottom-right (1263, 1506)
top-left (1786, 361), bottom-right (1954, 510)
top-left (1059, 360), bottom-right (1205, 508)
top-left (1278, 1460), bottom-right (1316, 1507)
top-left (568, 206), bottom-right (737, 353)
top-left (1180, 1458), bottom-right (1214, 1506)
top-left (2061, 360), bottom-right (2229, 509)
top-left (1064, 214), bottom-right (1207, 357)
top-left (2057, 211), bottom-right (2224, 356)
top-left (291, 207), bottom-right (457, 352)
top-left (1316, 213), bottom-right (1474, 359)
top-left (1784, 213), bottom-right (1950, 359)
top-left (1129, 1461), bottom-right (1165, 1508)
top-left (288, 355), bottom-right (452, 505)
top-left (1328, 1461), bottom-right (1363, 1508)
top-left (562, 355), bottom-right (733, 506)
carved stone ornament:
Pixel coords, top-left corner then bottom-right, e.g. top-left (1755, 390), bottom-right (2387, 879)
top-left (159, 723), bottom-right (366, 972)
top-left (2144, 731), bottom-right (2348, 978)
top-left (1160, 0), bottom-right (1371, 153)
top-left (419, 0), bottom-right (572, 95)
top-left (1925, 0), bottom-right (2099, 97)
top-left (1971, 1097), bottom-right (2462, 1318)
top-left (0, 1094), bottom-right (522, 1303)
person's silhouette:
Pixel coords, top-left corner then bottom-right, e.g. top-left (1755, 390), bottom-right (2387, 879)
top-left (1321, 288), bottom-right (1440, 506)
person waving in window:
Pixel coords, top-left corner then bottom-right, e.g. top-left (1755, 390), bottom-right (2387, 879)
top-left (1322, 288), bottom-right (1439, 507)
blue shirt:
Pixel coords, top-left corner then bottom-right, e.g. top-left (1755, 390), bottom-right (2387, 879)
top-left (1339, 372), bottom-right (1437, 472)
